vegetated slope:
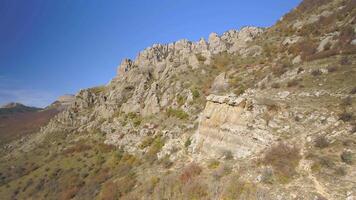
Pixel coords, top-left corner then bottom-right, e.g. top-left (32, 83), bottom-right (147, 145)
top-left (0, 103), bottom-right (58, 145)
top-left (0, 0), bottom-right (355, 199)
top-left (0, 96), bottom-right (75, 146)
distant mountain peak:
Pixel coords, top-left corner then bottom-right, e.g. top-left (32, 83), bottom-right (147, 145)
top-left (1, 102), bottom-right (25, 109)
top-left (0, 102), bottom-right (42, 115)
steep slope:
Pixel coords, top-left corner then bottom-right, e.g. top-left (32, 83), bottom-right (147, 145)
top-left (0, 0), bottom-right (355, 199)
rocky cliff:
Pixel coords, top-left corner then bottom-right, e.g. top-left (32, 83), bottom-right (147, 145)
top-left (1, 0), bottom-right (355, 199)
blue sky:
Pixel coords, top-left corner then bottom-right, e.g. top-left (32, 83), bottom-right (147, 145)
top-left (0, 0), bottom-right (301, 107)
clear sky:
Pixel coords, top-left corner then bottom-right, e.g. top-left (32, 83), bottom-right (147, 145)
top-left (0, 0), bottom-right (301, 107)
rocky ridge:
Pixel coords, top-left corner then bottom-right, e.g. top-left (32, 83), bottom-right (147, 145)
top-left (1, 0), bottom-right (356, 199)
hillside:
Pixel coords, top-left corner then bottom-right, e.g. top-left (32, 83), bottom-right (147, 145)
top-left (0, 0), bottom-right (355, 199)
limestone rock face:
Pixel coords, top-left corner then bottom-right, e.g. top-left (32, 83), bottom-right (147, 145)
top-left (118, 59), bottom-right (134, 75)
top-left (211, 73), bottom-right (230, 94)
top-left (193, 93), bottom-right (275, 159)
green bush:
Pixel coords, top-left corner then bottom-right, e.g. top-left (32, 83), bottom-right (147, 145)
top-left (184, 138), bottom-right (192, 148)
top-left (166, 108), bottom-right (189, 120)
top-left (139, 136), bottom-right (155, 149)
top-left (177, 95), bottom-right (185, 106)
top-left (207, 160), bottom-right (220, 169)
top-left (341, 151), bottom-right (353, 165)
top-left (191, 89), bottom-right (200, 99)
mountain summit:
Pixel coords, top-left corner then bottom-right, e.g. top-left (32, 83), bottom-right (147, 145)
top-left (0, 0), bottom-right (355, 199)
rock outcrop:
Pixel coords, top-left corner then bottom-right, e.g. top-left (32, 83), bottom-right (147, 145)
top-left (193, 92), bottom-right (275, 159)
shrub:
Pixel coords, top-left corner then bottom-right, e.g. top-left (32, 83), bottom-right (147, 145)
top-left (222, 176), bottom-right (257, 200)
top-left (59, 186), bottom-right (80, 200)
top-left (341, 96), bottom-right (352, 107)
top-left (314, 136), bottom-right (329, 149)
top-left (262, 142), bottom-right (301, 183)
top-left (99, 181), bottom-right (118, 200)
top-left (212, 51), bottom-right (231, 69)
top-left (311, 69), bottom-right (322, 76)
top-left (90, 86), bottom-right (106, 94)
top-left (287, 79), bottom-right (299, 87)
top-left (184, 138), bottom-right (192, 148)
top-left (351, 123), bottom-right (356, 134)
top-left (182, 180), bottom-right (208, 199)
top-left (327, 66), bottom-right (337, 73)
top-left (341, 151), bottom-right (353, 165)
top-left (339, 25), bottom-right (355, 45)
top-left (195, 53), bottom-right (206, 62)
top-left (180, 163), bottom-right (202, 183)
top-left (339, 112), bottom-right (353, 122)
top-left (212, 164), bottom-right (231, 180)
top-left (146, 136), bottom-right (165, 162)
top-left (233, 85), bottom-right (247, 96)
top-left (133, 118), bottom-right (141, 127)
top-left (63, 143), bottom-right (91, 155)
top-left (350, 87), bottom-right (356, 95)
top-left (191, 89), bottom-right (200, 99)
top-left (139, 136), bottom-right (155, 149)
top-left (335, 166), bottom-right (347, 176)
top-left (166, 108), bottom-right (189, 120)
top-left (116, 173), bottom-right (137, 197)
top-left (261, 168), bottom-right (274, 184)
top-left (159, 155), bottom-right (173, 169)
top-left (222, 150), bottom-right (234, 160)
top-left (272, 65), bottom-right (287, 77)
top-left (271, 82), bottom-right (280, 89)
top-left (340, 57), bottom-right (351, 65)
top-left (297, 67), bottom-right (304, 74)
top-left (207, 160), bottom-right (220, 169)
top-left (289, 40), bottom-right (317, 60)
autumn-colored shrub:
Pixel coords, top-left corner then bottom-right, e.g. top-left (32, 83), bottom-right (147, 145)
top-left (180, 163), bottom-right (202, 183)
top-left (339, 25), bottom-right (355, 45)
top-left (287, 79), bottom-right (299, 87)
top-left (60, 186), bottom-right (80, 200)
top-left (99, 181), bottom-right (118, 200)
top-left (63, 143), bottom-right (91, 155)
